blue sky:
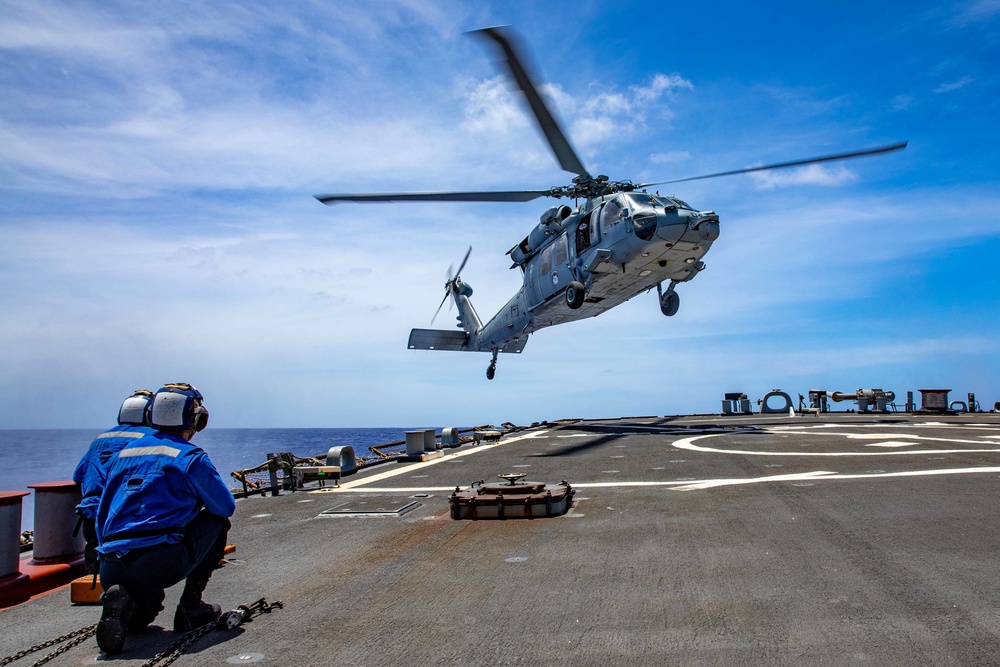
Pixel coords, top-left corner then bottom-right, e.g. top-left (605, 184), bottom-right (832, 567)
top-left (1, 0), bottom-right (997, 428)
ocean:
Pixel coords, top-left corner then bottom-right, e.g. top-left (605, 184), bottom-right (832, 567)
top-left (0, 428), bottom-right (421, 531)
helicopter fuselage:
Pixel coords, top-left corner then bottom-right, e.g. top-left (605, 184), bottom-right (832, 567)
top-left (408, 190), bottom-right (720, 361)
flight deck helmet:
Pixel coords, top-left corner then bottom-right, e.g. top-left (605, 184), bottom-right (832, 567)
top-left (117, 389), bottom-right (154, 426)
top-left (150, 383), bottom-right (210, 433)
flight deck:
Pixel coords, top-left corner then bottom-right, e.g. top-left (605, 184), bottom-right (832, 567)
top-left (4, 412), bottom-right (1000, 666)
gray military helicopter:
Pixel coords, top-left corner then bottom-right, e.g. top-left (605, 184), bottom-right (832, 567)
top-left (316, 27), bottom-right (906, 380)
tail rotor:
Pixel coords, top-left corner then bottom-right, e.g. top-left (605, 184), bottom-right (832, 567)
top-left (431, 246), bottom-right (472, 325)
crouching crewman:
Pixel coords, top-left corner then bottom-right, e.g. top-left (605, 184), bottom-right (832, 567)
top-left (95, 383), bottom-right (236, 655)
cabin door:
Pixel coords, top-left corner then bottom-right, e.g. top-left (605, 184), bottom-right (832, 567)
top-left (536, 234), bottom-right (573, 302)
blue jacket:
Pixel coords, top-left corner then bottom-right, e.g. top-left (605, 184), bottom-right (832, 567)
top-left (73, 425), bottom-right (154, 520)
top-left (96, 430), bottom-right (236, 556)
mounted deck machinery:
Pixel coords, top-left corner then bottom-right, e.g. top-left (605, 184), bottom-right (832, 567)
top-left (449, 473), bottom-right (575, 520)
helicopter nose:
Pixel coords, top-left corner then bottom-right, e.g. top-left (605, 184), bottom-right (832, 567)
top-left (692, 212), bottom-right (720, 241)
top-left (656, 216), bottom-right (686, 244)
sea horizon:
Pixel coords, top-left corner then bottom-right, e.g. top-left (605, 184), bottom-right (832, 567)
top-left (1, 427), bottom-right (429, 531)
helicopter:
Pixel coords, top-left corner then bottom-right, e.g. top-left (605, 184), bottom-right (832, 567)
top-left (316, 26), bottom-right (906, 380)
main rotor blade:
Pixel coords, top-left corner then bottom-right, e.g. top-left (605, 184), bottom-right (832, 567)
top-left (315, 190), bottom-right (551, 205)
top-left (637, 141), bottom-right (908, 188)
top-left (472, 26), bottom-right (589, 178)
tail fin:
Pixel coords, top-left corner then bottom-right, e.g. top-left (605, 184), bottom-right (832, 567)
top-left (451, 281), bottom-right (483, 335)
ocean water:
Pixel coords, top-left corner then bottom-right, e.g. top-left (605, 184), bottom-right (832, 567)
top-left (0, 428), bottom-right (420, 531)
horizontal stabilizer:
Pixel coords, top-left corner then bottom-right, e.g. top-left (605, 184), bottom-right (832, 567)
top-left (408, 329), bottom-right (469, 351)
top-left (408, 329), bottom-right (529, 354)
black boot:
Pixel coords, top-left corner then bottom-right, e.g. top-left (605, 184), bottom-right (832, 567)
top-left (173, 577), bottom-right (221, 632)
top-left (97, 584), bottom-right (134, 654)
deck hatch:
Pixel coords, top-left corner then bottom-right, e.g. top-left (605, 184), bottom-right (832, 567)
top-left (318, 497), bottom-right (420, 518)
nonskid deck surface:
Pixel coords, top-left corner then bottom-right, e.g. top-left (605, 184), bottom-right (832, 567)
top-left (5, 413), bottom-right (1000, 666)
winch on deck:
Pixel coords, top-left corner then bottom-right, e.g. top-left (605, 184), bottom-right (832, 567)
top-left (449, 473), bottom-right (574, 520)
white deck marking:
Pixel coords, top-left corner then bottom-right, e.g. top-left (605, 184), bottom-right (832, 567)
top-left (864, 441), bottom-right (919, 448)
top-left (336, 430), bottom-right (546, 490)
top-left (671, 466), bottom-right (1000, 491)
top-left (334, 487), bottom-right (457, 493)
top-left (337, 466), bottom-right (1000, 495)
top-left (671, 470), bottom-right (837, 490)
top-left (671, 427), bottom-right (1000, 457)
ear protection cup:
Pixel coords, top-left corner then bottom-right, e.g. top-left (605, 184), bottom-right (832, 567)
top-left (192, 404), bottom-right (209, 432)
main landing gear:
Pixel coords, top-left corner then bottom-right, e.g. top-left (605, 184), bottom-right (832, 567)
top-left (487, 349), bottom-right (498, 380)
top-left (565, 281), bottom-right (585, 309)
top-left (657, 281), bottom-right (680, 317)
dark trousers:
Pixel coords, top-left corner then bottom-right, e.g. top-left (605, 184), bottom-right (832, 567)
top-left (82, 516), bottom-right (98, 546)
top-left (81, 517), bottom-right (98, 572)
top-left (99, 512), bottom-right (230, 626)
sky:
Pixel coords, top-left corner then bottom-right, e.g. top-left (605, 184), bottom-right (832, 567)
top-left (1, 0), bottom-right (998, 428)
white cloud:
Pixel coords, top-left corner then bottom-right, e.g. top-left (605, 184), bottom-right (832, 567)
top-left (649, 150), bottom-right (691, 165)
top-left (934, 75), bottom-right (974, 93)
top-left (459, 71), bottom-right (694, 164)
top-left (952, 0), bottom-right (1000, 26)
top-left (571, 73), bottom-right (693, 147)
top-left (748, 164), bottom-right (859, 189)
top-left (892, 94), bottom-right (913, 111)
top-left (460, 75), bottom-right (527, 134)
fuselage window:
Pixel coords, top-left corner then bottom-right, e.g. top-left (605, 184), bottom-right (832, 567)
top-left (553, 234), bottom-right (567, 267)
top-left (576, 220), bottom-right (591, 254)
top-left (577, 210), bottom-right (600, 253)
top-left (539, 243), bottom-right (552, 276)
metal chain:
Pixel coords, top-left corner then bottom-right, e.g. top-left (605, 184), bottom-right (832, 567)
top-left (241, 598), bottom-right (284, 620)
top-left (0, 625), bottom-right (96, 667)
top-left (27, 630), bottom-right (96, 667)
top-left (140, 621), bottom-right (217, 667)
top-left (141, 598), bottom-right (283, 667)
top-left (1, 598), bottom-right (282, 667)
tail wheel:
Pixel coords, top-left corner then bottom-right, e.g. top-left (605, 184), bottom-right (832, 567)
top-left (565, 281), bottom-right (585, 309)
top-left (486, 349), bottom-right (498, 380)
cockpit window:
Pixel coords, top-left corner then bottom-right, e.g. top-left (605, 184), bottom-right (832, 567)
top-left (626, 193), bottom-right (657, 208)
top-left (600, 197), bottom-right (627, 228)
top-left (652, 195), bottom-right (693, 210)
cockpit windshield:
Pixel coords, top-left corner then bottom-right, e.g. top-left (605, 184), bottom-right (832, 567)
top-left (627, 193), bottom-right (694, 210)
top-left (625, 193), bottom-right (658, 208)
top-left (651, 195), bottom-right (693, 210)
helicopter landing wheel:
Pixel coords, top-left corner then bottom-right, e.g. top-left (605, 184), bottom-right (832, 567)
top-left (660, 290), bottom-right (680, 317)
top-left (565, 281), bottom-right (585, 309)
top-left (487, 349), bottom-right (498, 380)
